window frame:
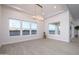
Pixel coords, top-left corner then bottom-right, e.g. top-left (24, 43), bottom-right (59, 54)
top-left (9, 18), bottom-right (38, 36)
top-left (48, 22), bottom-right (60, 35)
top-left (9, 18), bottom-right (21, 36)
top-left (48, 23), bottom-right (56, 34)
top-left (22, 20), bottom-right (31, 36)
top-left (30, 22), bottom-right (38, 35)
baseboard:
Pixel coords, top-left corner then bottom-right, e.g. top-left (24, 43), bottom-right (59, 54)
top-left (48, 38), bottom-right (70, 43)
top-left (2, 38), bottom-right (42, 46)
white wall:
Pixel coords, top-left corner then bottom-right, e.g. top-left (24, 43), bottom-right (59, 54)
top-left (1, 5), bottom-right (44, 45)
top-left (69, 23), bottom-right (75, 39)
top-left (69, 14), bottom-right (75, 40)
top-left (0, 5), bottom-right (72, 45)
top-left (45, 11), bottom-right (70, 42)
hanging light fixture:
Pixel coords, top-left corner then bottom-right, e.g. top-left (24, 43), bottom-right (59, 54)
top-left (32, 4), bottom-right (44, 21)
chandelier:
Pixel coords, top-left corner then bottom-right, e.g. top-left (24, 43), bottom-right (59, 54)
top-left (32, 4), bottom-right (44, 21)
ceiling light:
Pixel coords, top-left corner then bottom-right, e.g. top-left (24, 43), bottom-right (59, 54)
top-left (32, 16), bottom-right (44, 20)
top-left (54, 6), bottom-right (57, 8)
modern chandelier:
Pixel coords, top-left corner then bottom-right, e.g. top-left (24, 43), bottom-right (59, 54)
top-left (32, 4), bottom-right (44, 21)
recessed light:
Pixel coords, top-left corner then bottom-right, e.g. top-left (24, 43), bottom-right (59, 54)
top-left (54, 6), bottom-right (57, 8)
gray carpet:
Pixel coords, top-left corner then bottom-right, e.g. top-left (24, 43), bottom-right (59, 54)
top-left (0, 38), bottom-right (79, 55)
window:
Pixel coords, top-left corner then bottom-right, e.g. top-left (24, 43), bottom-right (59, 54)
top-left (9, 19), bottom-right (38, 36)
top-left (31, 23), bottom-right (37, 35)
top-left (9, 19), bottom-right (20, 36)
top-left (22, 21), bottom-right (30, 35)
top-left (48, 22), bottom-right (60, 35)
top-left (49, 24), bottom-right (56, 34)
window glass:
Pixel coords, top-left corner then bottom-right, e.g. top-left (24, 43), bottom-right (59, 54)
top-left (31, 23), bottom-right (37, 35)
top-left (49, 24), bottom-right (56, 34)
top-left (22, 21), bottom-right (30, 35)
top-left (9, 19), bottom-right (20, 36)
top-left (48, 22), bottom-right (60, 35)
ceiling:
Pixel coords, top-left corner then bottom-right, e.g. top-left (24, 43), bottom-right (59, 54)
top-left (67, 4), bottom-right (79, 20)
top-left (5, 4), bottom-right (67, 19)
top-left (41, 4), bottom-right (67, 18)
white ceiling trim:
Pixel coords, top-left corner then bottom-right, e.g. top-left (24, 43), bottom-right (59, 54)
top-left (4, 4), bottom-right (67, 20)
top-left (45, 9), bottom-right (67, 19)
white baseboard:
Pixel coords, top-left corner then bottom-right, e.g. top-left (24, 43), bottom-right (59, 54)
top-left (48, 38), bottom-right (70, 43)
top-left (2, 38), bottom-right (42, 46)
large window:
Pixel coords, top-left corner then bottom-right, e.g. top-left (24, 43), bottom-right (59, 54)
top-left (48, 22), bottom-right (60, 35)
top-left (9, 19), bottom-right (20, 36)
top-left (22, 21), bottom-right (30, 35)
top-left (9, 19), bottom-right (38, 36)
top-left (49, 24), bottom-right (56, 34)
top-left (31, 23), bottom-right (37, 35)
